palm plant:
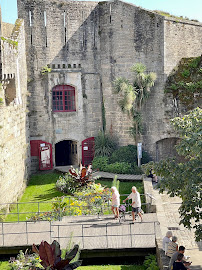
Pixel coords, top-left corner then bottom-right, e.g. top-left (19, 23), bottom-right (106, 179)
top-left (94, 132), bottom-right (118, 157)
top-left (113, 63), bottom-right (157, 143)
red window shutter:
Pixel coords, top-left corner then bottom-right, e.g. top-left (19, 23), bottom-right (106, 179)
top-left (30, 140), bottom-right (42, 156)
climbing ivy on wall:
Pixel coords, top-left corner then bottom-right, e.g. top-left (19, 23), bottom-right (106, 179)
top-left (165, 56), bottom-right (202, 108)
top-left (0, 83), bottom-right (3, 105)
top-left (1, 37), bottom-right (18, 49)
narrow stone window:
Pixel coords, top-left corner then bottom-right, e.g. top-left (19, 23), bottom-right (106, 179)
top-left (109, 4), bottom-right (112, 24)
top-left (52, 64), bottom-right (55, 69)
top-left (44, 11), bottom-right (48, 47)
top-left (73, 64), bottom-right (76, 68)
top-left (29, 10), bottom-right (33, 44)
top-left (82, 11), bottom-right (85, 48)
top-left (64, 11), bottom-right (67, 44)
top-left (78, 64), bottom-right (81, 68)
top-left (68, 64), bottom-right (71, 68)
top-left (63, 64), bottom-right (66, 68)
top-left (29, 10), bottom-right (32, 26)
top-left (93, 11), bottom-right (96, 48)
top-left (58, 64), bottom-right (60, 69)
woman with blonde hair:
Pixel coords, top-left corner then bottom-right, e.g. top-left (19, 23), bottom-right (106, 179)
top-left (111, 186), bottom-right (120, 219)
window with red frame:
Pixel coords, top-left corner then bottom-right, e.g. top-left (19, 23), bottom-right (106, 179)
top-left (52, 85), bottom-right (76, 112)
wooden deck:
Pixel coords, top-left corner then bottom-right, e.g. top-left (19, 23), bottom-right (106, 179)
top-left (0, 213), bottom-right (158, 250)
top-left (55, 166), bottom-right (143, 181)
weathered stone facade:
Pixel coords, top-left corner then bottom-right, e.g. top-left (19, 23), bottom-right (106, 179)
top-left (16, 0), bottom-right (202, 171)
top-left (15, 0), bottom-right (202, 171)
top-left (0, 10), bottom-right (30, 205)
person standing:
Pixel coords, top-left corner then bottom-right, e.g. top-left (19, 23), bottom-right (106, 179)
top-left (123, 186), bottom-right (143, 223)
top-left (111, 186), bottom-right (120, 219)
top-left (163, 231), bottom-right (173, 254)
top-left (167, 236), bottom-right (178, 257)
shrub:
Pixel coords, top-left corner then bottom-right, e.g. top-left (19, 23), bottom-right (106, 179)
top-left (56, 174), bottom-right (79, 195)
top-left (9, 250), bottom-right (43, 269)
top-left (143, 254), bottom-right (159, 270)
top-left (92, 156), bottom-right (109, 171)
top-left (94, 132), bottom-right (118, 157)
top-left (93, 156), bottom-right (143, 174)
top-left (105, 162), bottom-right (134, 174)
top-left (109, 145), bottom-right (151, 165)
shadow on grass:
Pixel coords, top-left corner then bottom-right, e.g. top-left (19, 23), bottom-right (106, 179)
top-left (33, 187), bottom-right (64, 201)
top-left (27, 172), bottom-right (61, 186)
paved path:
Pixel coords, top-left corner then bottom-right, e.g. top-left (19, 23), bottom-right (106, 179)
top-left (151, 182), bottom-right (202, 270)
top-left (55, 167), bottom-right (142, 181)
top-left (0, 214), bottom-right (157, 250)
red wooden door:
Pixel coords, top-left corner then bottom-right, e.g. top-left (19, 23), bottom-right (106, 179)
top-left (82, 137), bottom-right (95, 166)
top-left (39, 142), bottom-right (53, 170)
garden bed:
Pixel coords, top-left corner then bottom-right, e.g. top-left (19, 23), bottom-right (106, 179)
top-left (1, 173), bottom-right (145, 222)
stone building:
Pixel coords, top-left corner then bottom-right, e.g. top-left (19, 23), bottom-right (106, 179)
top-left (0, 8), bottom-right (30, 205)
top-left (16, 0), bottom-right (202, 173)
top-left (0, 0), bottom-right (201, 198)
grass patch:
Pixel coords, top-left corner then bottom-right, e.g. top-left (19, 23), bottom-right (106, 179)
top-left (0, 263), bottom-right (144, 270)
top-left (0, 261), bottom-right (9, 269)
top-left (78, 266), bottom-right (144, 270)
top-left (3, 173), bottom-right (144, 222)
top-left (4, 172), bottom-right (63, 222)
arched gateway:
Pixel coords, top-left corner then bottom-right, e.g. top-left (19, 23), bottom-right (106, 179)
top-left (55, 140), bottom-right (78, 166)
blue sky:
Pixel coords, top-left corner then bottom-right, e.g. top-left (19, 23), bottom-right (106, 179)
top-left (0, 0), bottom-right (202, 24)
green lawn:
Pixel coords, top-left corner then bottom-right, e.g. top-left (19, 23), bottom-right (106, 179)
top-left (78, 265), bottom-right (144, 270)
top-left (3, 172), bottom-right (63, 222)
top-left (2, 173), bottom-right (144, 222)
top-left (0, 261), bottom-right (9, 270)
top-left (0, 262), bottom-right (144, 270)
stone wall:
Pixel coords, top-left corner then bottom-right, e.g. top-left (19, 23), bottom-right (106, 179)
top-left (99, 1), bottom-right (165, 151)
top-left (0, 17), bottom-right (30, 205)
top-left (18, 0), bottom-right (103, 170)
top-left (17, 0), bottom-right (202, 171)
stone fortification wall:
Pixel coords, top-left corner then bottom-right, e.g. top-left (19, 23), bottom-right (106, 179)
top-left (0, 18), bottom-right (30, 205)
top-left (17, 0), bottom-right (202, 167)
top-left (2, 22), bottom-right (14, 38)
top-left (17, 0), bottom-right (102, 166)
top-left (99, 0), bottom-right (165, 152)
top-left (164, 19), bottom-right (202, 75)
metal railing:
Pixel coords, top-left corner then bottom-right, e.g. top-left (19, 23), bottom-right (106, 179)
top-left (0, 220), bottom-right (160, 248)
top-left (0, 194), bottom-right (154, 223)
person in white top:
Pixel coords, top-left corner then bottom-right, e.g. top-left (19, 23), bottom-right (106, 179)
top-left (123, 186), bottom-right (143, 223)
top-left (162, 231), bottom-right (172, 254)
top-left (111, 186), bottom-right (120, 219)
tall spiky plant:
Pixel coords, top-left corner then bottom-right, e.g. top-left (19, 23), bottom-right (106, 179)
top-left (111, 175), bottom-right (120, 192)
top-left (113, 63), bottom-right (157, 143)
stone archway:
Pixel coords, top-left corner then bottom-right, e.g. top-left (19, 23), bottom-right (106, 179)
top-left (156, 137), bottom-right (181, 162)
top-left (55, 140), bottom-right (78, 166)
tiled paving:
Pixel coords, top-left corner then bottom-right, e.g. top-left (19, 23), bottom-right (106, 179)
top-left (0, 213), bottom-right (157, 250)
top-left (151, 182), bottom-right (202, 270)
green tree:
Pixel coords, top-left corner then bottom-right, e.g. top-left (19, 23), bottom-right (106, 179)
top-left (113, 63), bottom-right (157, 143)
top-left (143, 107), bottom-right (202, 241)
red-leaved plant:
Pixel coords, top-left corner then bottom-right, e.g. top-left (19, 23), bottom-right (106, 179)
top-left (32, 240), bottom-right (81, 270)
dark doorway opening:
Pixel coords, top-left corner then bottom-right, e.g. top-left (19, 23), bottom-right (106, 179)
top-left (55, 140), bottom-right (78, 166)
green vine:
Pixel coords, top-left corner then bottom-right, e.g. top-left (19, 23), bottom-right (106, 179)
top-left (1, 37), bottom-right (18, 49)
top-left (41, 65), bottom-right (52, 75)
top-left (165, 56), bottom-right (202, 107)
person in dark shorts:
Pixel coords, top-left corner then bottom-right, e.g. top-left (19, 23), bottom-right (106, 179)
top-left (123, 186), bottom-right (143, 223)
